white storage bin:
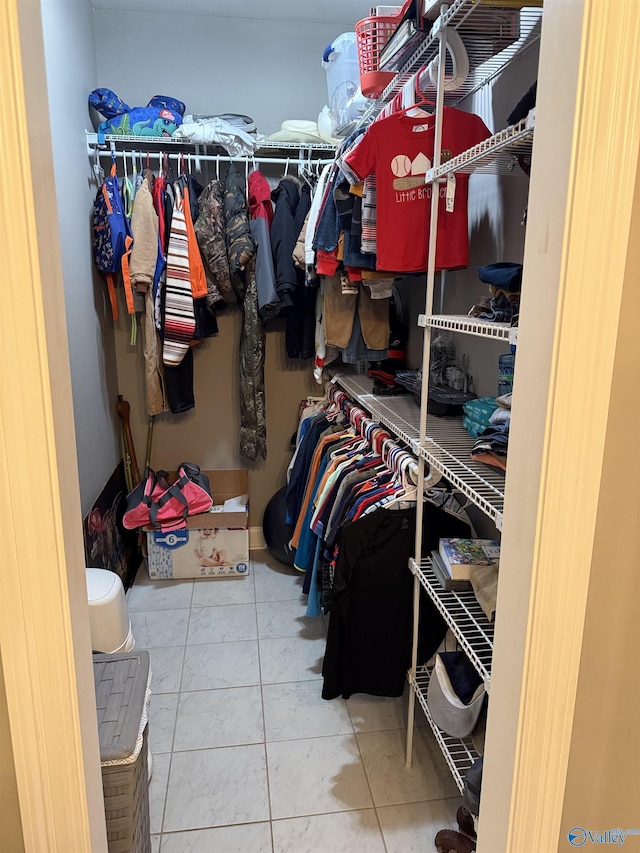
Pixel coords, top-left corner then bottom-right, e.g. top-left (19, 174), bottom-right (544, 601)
top-left (322, 32), bottom-right (367, 135)
top-left (86, 567), bottom-right (135, 654)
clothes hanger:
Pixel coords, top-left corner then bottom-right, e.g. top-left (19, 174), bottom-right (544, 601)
top-left (93, 145), bottom-right (105, 183)
top-left (384, 453), bottom-right (419, 508)
top-left (394, 69), bottom-right (436, 117)
top-left (121, 150), bottom-right (133, 218)
top-left (216, 155), bottom-right (220, 181)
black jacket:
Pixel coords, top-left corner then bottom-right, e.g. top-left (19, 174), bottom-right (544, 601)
top-left (270, 177), bottom-right (310, 310)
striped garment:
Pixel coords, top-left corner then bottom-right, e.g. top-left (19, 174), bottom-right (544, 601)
top-left (360, 175), bottom-right (377, 255)
top-left (163, 189), bottom-right (195, 366)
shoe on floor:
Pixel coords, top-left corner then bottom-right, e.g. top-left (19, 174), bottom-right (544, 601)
top-left (435, 828), bottom-right (477, 853)
top-left (456, 805), bottom-right (477, 839)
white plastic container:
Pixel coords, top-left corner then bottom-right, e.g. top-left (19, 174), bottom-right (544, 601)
top-left (322, 32), bottom-right (366, 135)
top-left (86, 567), bottom-right (135, 654)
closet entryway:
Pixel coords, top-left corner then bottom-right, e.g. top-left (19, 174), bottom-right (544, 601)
top-left (129, 551), bottom-right (460, 851)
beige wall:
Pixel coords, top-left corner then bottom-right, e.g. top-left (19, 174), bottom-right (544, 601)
top-left (0, 657), bottom-right (24, 853)
top-left (115, 307), bottom-right (318, 526)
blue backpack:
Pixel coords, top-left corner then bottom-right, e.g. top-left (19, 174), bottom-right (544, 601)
top-left (92, 160), bottom-right (134, 320)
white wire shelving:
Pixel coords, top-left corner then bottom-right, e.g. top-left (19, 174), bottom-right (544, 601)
top-left (358, 2), bottom-right (542, 126)
top-left (85, 131), bottom-right (337, 153)
top-left (332, 372), bottom-right (505, 529)
top-left (409, 666), bottom-right (480, 792)
top-left (423, 314), bottom-right (513, 341)
top-left (410, 557), bottom-right (494, 688)
top-left (426, 115), bottom-right (534, 180)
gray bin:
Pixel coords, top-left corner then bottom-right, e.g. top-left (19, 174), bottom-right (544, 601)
top-left (94, 652), bottom-right (152, 853)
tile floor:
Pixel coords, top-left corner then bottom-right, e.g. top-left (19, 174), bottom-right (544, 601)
top-left (128, 550), bottom-right (462, 852)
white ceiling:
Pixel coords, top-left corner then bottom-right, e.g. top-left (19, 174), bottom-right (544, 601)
top-left (90, 0), bottom-right (374, 26)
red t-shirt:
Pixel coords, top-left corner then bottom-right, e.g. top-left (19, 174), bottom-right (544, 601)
top-left (344, 107), bottom-right (491, 273)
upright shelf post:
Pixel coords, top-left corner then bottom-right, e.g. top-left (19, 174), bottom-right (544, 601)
top-left (405, 4), bottom-right (450, 768)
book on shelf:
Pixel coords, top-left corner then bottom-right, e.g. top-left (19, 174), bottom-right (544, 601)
top-left (438, 538), bottom-right (500, 581)
top-left (430, 551), bottom-right (472, 592)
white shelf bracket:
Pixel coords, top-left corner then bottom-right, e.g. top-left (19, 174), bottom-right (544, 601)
top-left (508, 327), bottom-right (519, 346)
top-left (417, 314), bottom-right (428, 328)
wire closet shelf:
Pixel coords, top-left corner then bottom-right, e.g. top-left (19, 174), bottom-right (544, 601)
top-left (332, 373), bottom-right (505, 529)
top-left (410, 557), bottom-right (494, 687)
top-left (357, 1), bottom-right (542, 127)
top-left (410, 666), bottom-right (480, 792)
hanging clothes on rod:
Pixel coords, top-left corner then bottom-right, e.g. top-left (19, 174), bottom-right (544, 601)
top-left (283, 384), bottom-right (472, 700)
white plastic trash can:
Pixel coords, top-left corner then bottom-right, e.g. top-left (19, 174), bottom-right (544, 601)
top-left (86, 567), bottom-right (135, 654)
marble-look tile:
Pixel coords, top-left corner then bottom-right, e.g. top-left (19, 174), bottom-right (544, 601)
top-left (267, 734), bottom-right (373, 819)
top-left (262, 681), bottom-right (352, 742)
top-left (377, 798), bottom-right (461, 853)
top-left (127, 579), bottom-right (193, 612)
top-left (346, 694), bottom-right (407, 733)
top-left (148, 693), bottom-right (179, 754)
top-left (148, 647), bottom-right (185, 694)
top-left (356, 727), bottom-right (458, 806)
top-left (160, 822), bottom-right (273, 853)
top-left (163, 745), bottom-right (269, 832)
top-left (254, 564), bottom-right (306, 603)
top-left (130, 609), bottom-right (190, 649)
top-left (257, 599), bottom-right (326, 640)
top-left (181, 641), bottom-right (260, 691)
top-left (192, 576), bottom-right (255, 607)
top-left (173, 687), bottom-right (264, 751)
top-left (131, 565), bottom-right (154, 585)
top-left (347, 688), bottom-right (428, 734)
top-left (272, 810), bottom-right (385, 853)
top-left (251, 549), bottom-right (288, 573)
top-left (187, 604), bottom-right (257, 645)
top-left (151, 833), bottom-right (161, 853)
top-left (148, 752), bottom-right (171, 834)
top-left (259, 636), bottom-right (325, 685)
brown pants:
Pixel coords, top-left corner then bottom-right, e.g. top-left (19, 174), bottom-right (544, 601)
top-left (324, 276), bottom-right (389, 350)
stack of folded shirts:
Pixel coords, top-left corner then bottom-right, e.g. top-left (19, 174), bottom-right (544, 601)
top-left (489, 392), bottom-right (511, 428)
top-left (468, 263), bottom-right (522, 323)
top-left (470, 424), bottom-right (509, 472)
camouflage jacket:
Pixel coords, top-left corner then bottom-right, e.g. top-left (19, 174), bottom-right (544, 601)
top-left (239, 256), bottom-right (266, 462)
top-left (224, 164), bottom-right (257, 303)
top-left (194, 179), bottom-right (234, 309)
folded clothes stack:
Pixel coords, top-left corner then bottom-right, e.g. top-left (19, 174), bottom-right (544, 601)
top-left (470, 423), bottom-right (509, 473)
top-left (489, 391), bottom-right (511, 428)
top-left (468, 262), bottom-right (521, 325)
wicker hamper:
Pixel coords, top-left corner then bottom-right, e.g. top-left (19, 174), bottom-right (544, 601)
top-left (93, 652), bottom-right (152, 853)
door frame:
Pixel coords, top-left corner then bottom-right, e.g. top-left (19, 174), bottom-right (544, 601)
top-left (0, 2), bottom-right (107, 850)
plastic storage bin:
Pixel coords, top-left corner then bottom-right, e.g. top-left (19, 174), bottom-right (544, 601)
top-left (94, 651), bottom-right (151, 853)
top-left (86, 567), bottom-right (135, 654)
top-left (322, 33), bottom-right (366, 135)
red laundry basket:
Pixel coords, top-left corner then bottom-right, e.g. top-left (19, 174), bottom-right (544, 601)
top-left (355, 13), bottom-right (401, 98)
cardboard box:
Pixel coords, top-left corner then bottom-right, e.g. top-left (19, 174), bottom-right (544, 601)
top-left (146, 470), bottom-right (250, 580)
